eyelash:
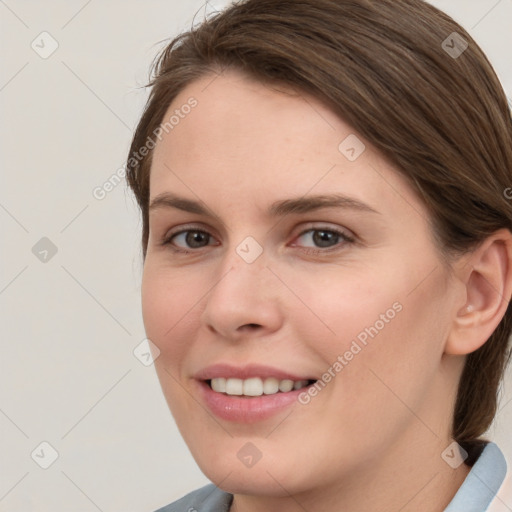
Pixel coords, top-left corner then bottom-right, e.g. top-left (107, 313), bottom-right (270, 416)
top-left (160, 225), bottom-right (356, 255)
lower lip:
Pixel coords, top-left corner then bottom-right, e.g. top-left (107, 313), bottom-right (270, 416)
top-left (196, 380), bottom-right (311, 423)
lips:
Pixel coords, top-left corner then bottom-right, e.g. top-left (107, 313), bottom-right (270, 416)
top-left (193, 363), bottom-right (319, 422)
top-left (194, 363), bottom-right (317, 382)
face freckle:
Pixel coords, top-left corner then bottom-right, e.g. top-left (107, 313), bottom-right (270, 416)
top-left (141, 68), bottom-right (461, 498)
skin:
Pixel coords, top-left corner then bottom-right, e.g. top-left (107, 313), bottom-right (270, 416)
top-left (141, 68), bottom-right (512, 512)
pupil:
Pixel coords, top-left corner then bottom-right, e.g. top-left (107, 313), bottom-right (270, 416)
top-left (313, 230), bottom-right (338, 247)
top-left (187, 231), bottom-right (208, 248)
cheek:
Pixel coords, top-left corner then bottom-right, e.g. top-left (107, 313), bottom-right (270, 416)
top-left (141, 264), bottom-right (199, 366)
top-left (300, 262), bottom-right (447, 395)
top-left (343, 275), bottom-right (448, 412)
top-left (141, 264), bottom-right (203, 418)
top-left (293, 265), bottom-right (402, 348)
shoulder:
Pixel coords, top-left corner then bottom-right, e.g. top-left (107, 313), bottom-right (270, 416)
top-left (153, 483), bottom-right (233, 512)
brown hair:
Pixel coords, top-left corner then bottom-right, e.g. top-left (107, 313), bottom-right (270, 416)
top-left (125, 0), bottom-right (512, 448)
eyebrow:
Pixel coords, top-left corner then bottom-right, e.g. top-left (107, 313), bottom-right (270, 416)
top-left (148, 192), bottom-right (380, 218)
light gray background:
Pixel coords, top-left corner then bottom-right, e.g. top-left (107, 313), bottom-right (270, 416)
top-left (1, 1), bottom-right (511, 511)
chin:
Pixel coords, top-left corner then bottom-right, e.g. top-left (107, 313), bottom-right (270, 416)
top-left (191, 446), bottom-right (313, 498)
top-left (206, 466), bottom-right (303, 497)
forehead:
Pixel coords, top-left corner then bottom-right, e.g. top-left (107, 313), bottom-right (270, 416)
top-left (149, 69), bottom-right (428, 225)
top-left (154, 69), bottom-right (340, 159)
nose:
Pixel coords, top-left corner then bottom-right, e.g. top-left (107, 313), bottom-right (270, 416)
top-left (199, 248), bottom-right (283, 341)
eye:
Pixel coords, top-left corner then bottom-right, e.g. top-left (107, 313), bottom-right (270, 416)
top-left (160, 225), bottom-right (355, 255)
top-left (162, 228), bottom-right (218, 253)
top-left (291, 227), bottom-right (355, 254)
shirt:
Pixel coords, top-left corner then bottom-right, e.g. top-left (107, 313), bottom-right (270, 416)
top-left (154, 441), bottom-right (510, 512)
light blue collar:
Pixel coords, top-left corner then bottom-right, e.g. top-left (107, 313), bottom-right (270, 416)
top-left (444, 441), bottom-right (507, 511)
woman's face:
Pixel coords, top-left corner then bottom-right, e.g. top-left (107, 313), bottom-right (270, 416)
top-left (142, 69), bottom-right (465, 496)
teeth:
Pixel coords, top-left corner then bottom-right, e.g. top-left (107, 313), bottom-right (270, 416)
top-left (263, 377), bottom-right (279, 395)
top-left (225, 378), bottom-right (243, 395)
top-left (211, 377), bottom-right (226, 393)
top-left (210, 377), bottom-right (310, 396)
top-left (244, 377), bottom-right (263, 396)
top-left (279, 379), bottom-right (294, 392)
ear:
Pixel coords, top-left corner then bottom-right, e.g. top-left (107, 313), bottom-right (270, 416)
top-left (445, 228), bottom-right (512, 356)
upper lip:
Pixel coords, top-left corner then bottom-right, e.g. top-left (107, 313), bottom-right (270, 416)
top-left (194, 363), bottom-right (316, 381)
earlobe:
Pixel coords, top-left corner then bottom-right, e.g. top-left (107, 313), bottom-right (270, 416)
top-left (445, 229), bottom-right (512, 356)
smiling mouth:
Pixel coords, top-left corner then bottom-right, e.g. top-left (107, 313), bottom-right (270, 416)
top-left (206, 377), bottom-right (317, 397)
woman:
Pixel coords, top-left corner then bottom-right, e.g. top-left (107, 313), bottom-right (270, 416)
top-left (126, 0), bottom-right (512, 510)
